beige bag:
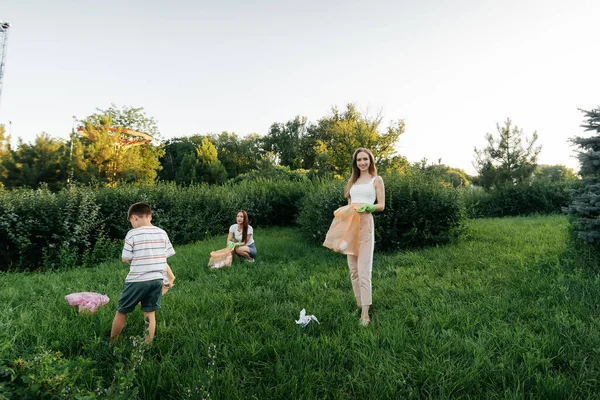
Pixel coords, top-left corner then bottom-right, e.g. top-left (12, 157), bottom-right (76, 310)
top-left (323, 204), bottom-right (361, 256)
top-left (208, 247), bottom-right (234, 269)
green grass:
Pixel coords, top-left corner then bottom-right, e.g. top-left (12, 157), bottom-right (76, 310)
top-left (2, 215), bottom-right (600, 399)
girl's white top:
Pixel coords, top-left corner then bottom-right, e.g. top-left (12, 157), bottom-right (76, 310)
top-left (229, 224), bottom-right (255, 246)
top-left (349, 176), bottom-right (377, 204)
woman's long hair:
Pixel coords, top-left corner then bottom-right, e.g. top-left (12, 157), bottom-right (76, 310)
top-left (344, 148), bottom-right (377, 198)
top-left (237, 210), bottom-right (249, 243)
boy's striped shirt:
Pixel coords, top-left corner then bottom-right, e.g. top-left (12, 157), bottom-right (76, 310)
top-left (122, 226), bottom-right (175, 282)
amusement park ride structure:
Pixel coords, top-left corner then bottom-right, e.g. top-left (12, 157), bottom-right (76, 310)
top-left (0, 17), bottom-right (152, 177)
top-left (74, 125), bottom-right (154, 184)
top-left (77, 126), bottom-right (154, 149)
top-left (0, 21), bottom-right (11, 114)
top-left (0, 17), bottom-right (152, 152)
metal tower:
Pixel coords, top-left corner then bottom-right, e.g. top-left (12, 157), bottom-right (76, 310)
top-left (0, 21), bottom-right (11, 113)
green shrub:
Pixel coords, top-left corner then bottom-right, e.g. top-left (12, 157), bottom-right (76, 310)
top-left (297, 173), bottom-right (467, 250)
top-left (0, 186), bottom-right (104, 270)
top-left (93, 181), bottom-right (312, 244)
top-left (0, 180), bottom-right (313, 270)
top-left (296, 180), bottom-right (348, 243)
top-left (231, 180), bottom-right (312, 227)
top-left (231, 165), bottom-right (309, 184)
top-left (0, 349), bottom-right (98, 399)
top-left (463, 180), bottom-right (580, 218)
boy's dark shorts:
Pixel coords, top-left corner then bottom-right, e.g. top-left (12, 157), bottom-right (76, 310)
top-left (117, 279), bottom-right (163, 313)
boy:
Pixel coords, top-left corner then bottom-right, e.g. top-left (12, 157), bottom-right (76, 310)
top-left (110, 202), bottom-right (175, 344)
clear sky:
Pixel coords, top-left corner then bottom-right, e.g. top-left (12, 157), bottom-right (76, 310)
top-left (1, 0), bottom-right (598, 174)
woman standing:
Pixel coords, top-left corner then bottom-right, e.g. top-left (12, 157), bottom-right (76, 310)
top-left (345, 148), bottom-right (385, 326)
top-left (227, 210), bottom-right (257, 263)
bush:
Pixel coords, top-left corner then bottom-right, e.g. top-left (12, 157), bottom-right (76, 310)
top-left (295, 181), bottom-right (348, 243)
top-left (0, 185), bottom-right (105, 270)
top-left (297, 173), bottom-right (467, 251)
top-left (0, 180), bottom-right (313, 271)
top-left (463, 180), bottom-right (580, 218)
top-left (232, 165), bottom-right (309, 184)
top-left (93, 180), bottom-right (312, 244)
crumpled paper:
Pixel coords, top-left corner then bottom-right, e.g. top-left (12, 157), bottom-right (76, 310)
top-left (295, 308), bottom-right (319, 327)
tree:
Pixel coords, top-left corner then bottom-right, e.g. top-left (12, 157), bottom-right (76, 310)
top-left (73, 112), bottom-right (164, 185)
top-left (175, 152), bottom-right (198, 184)
top-left (88, 104), bottom-right (161, 140)
top-left (195, 137), bottom-right (228, 184)
top-left (160, 135), bottom-right (227, 185)
top-left (0, 124), bottom-right (14, 186)
top-left (160, 132), bottom-right (263, 183)
top-left (567, 107), bottom-right (600, 244)
top-left (214, 132), bottom-right (263, 179)
top-left (159, 136), bottom-right (200, 182)
top-left (378, 155), bottom-right (411, 176)
top-left (473, 118), bottom-right (541, 189)
top-left (0, 130), bottom-right (69, 190)
top-left (262, 116), bottom-right (309, 170)
top-left (533, 164), bottom-right (578, 182)
top-left (415, 158), bottom-right (472, 188)
top-left (160, 135), bottom-right (228, 184)
top-left (12, 133), bottom-right (68, 190)
top-left (309, 104), bottom-right (405, 176)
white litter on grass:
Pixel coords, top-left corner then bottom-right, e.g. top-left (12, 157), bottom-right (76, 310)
top-left (295, 309), bottom-right (319, 327)
top-left (210, 261), bottom-right (227, 269)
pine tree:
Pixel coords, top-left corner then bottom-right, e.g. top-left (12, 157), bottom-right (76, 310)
top-left (567, 107), bottom-right (600, 243)
top-left (473, 119), bottom-right (541, 189)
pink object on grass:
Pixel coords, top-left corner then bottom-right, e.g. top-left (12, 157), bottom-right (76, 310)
top-left (65, 292), bottom-right (110, 313)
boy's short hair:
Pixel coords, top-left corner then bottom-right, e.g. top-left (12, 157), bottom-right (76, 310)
top-left (128, 202), bottom-right (152, 219)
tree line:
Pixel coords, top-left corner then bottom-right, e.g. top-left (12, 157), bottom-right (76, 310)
top-left (0, 103), bottom-right (578, 191)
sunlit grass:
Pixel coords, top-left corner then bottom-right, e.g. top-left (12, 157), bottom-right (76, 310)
top-left (2, 215), bottom-right (600, 398)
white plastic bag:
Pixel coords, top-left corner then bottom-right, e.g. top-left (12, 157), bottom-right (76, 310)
top-left (295, 308), bottom-right (319, 327)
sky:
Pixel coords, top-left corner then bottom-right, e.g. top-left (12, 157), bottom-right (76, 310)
top-left (1, 0), bottom-right (599, 175)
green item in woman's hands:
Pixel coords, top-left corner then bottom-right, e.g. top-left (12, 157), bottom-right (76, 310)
top-left (365, 204), bottom-right (377, 213)
top-left (356, 204), bottom-right (377, 213)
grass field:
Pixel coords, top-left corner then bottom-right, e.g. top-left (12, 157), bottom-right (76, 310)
top-left (2, 215), bottom-right (600, 399)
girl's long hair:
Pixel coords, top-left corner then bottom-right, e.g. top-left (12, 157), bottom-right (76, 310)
top-left (238, 210), bottom-right (249, 243)
top-left (344, 148), bottom-right (377, 198)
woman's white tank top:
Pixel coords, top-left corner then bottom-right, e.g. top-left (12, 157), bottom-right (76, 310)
top-left (349, 176), bottom-right (377, 204)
